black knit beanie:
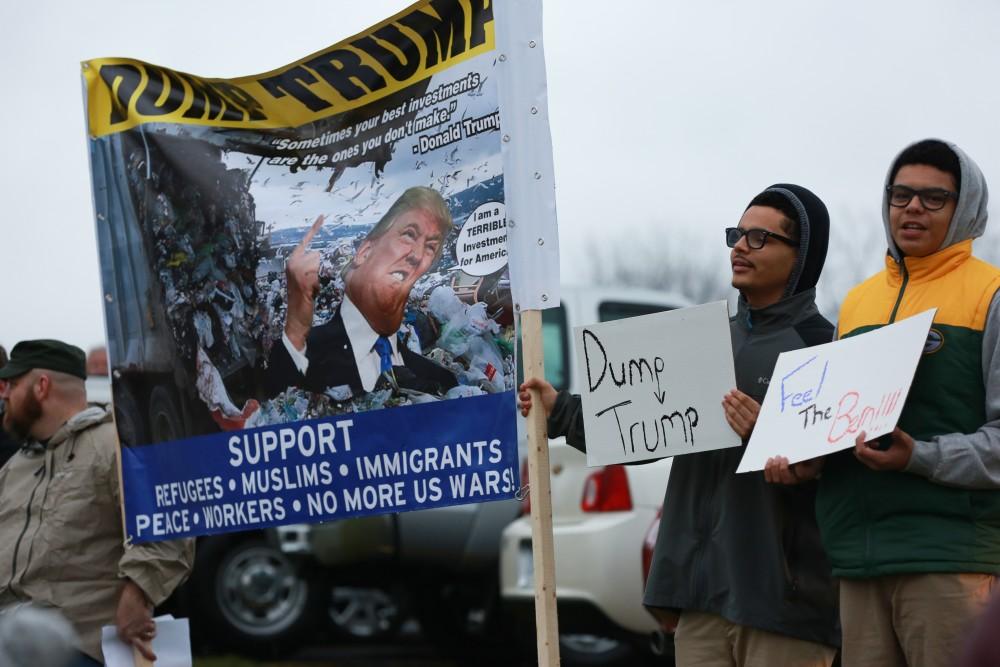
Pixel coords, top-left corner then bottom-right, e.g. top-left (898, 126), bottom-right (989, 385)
top-left (757, 183), bottom-right (830, 296)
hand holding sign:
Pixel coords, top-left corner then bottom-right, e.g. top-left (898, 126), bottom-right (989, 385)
top-left (854, 427), bottom-right (914, 471)
top-left (519, 377), bottom-right (558, 418)
top-left (764, 455), bottom-right (824, 484)
top-left (574, 301), bottom-right (740, 466)
top-left (284, 214), bottom-right (326, 350)
top-left (722, 389), bottom-right (761, 441)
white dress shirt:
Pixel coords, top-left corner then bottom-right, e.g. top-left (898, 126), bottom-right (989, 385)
top-left (281, 294), bottom-right (403, 392)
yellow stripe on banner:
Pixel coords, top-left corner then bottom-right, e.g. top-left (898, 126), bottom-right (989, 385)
top-left (82, 0), bottom-right (494, 137)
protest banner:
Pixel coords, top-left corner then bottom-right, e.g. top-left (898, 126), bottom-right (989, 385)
top-left (736, 308), bottom-right (936, 473)
top-left (492, 0), bottom-right (562, 660)
top-left (573, 301), bottom-right (740, 466)
top-left (82, 0), bottom-right (560, 547)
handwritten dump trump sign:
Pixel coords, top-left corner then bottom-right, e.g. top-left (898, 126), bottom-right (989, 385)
top-left (737, 309), bottom-right (935, 473)
top-left (574, 301), bottom-right (740, 466)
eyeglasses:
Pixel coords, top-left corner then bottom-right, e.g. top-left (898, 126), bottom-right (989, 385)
top-left (886, 185), bottom-right (957, 211)
top-left (725, 227), bottom-right (798, 250)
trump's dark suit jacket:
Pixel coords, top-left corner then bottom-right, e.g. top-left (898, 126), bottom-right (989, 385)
top-left (265, 307), bottom-right (457, 399)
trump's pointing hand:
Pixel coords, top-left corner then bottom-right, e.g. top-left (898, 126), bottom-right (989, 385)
top-left (284, 215), bottom-right (325, 350)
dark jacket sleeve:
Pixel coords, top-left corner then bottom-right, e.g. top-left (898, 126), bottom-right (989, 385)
top-left (264, 337), bottom-right (309, 398)
top-left (547, 391), bottom-right (588, 454)
top-left (265, 317), bottom-right (357, 397)
top-left (793, 313), bottom-right (835, 347)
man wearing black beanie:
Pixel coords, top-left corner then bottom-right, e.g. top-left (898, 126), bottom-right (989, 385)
top-left (520, 184), bottom-right (840, 665)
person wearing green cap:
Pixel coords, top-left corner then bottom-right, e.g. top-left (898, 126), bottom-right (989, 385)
top-left (0, 339), bottom-right (194, 666)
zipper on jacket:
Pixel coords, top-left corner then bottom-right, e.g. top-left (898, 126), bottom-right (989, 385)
top-left (887, 258), bottom-right (910, 324)
top-left (22, 451), bottom-right (57, 583)
top-left (862, 256), bottom-right (909, 568)
top-left (6, 462), bottom-right (47, 599)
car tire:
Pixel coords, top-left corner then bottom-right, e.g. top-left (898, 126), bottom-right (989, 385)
top-left (328, 585), bottom-right (404, 641)
top-left (415, 576), bottom-right (519, 665)
top-left (558, 634), bottom-right (637, 666)
top-left (147, 385), bottom-right (183, 444)
top-left (191, 534), bottom-right (321, 657)
top-left (516, 630), bottom-right (662, 667)
top-left (112, 383), bottom-right (147, 446)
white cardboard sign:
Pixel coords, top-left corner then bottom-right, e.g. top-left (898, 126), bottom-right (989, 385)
top-left (736, 308), bottom-right (936, 473)
top-left (574, 301), bottom-right (741, 466)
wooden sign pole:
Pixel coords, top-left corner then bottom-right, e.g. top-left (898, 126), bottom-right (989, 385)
top-left (521, 309), bottom-right (561, 665)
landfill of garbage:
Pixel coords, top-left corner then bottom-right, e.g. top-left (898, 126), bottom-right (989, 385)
top-left (125, 135), bottom-right (263, 379)
top-left (127, 134), bottom-right (514, 430)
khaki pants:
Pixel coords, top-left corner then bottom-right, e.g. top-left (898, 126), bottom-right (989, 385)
top-left (840, 573), bottom-right (994, 667)
top-left (674, 610), bottom-right (837, 667)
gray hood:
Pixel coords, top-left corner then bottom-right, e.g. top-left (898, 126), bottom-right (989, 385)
top-left (47, 406), bottom-right (112, 448)
top-left (883, 139), bottom-right (990, 263)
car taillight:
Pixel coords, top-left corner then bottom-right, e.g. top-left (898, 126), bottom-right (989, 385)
top-left (580, 465), bottom-right (632, 513)
top-left (520, 458), bottom-right (530, 515)
top-left (642, 506), bottom-right (662, 587)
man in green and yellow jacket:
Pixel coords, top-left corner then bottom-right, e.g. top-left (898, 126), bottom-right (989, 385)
top-left (768, 139), bottom-right (1000, 667)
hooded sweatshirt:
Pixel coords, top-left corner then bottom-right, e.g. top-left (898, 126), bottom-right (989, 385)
top-left (547, 184), bottom-right (840, 647)
top-left (816, 140), bottom-right (1000, 577)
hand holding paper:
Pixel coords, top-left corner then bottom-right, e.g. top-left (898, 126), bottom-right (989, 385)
top-left (102, 616), bottom-right (192, 667)
top-left (115, 580), bottom-right (155, 661)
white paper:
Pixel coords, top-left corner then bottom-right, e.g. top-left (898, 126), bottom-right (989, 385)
top-left (101, 615), bottom-right (191, 667)
top-left (736, 308), bottom-right (936, 473)
top-left (574, 301), bottom-right (741, 466)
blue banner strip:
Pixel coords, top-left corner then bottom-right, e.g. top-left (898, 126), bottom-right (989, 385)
top-left (122, 390), bottom-right (520, 544)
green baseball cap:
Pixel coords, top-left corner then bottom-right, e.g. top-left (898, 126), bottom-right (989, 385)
top-left (0, 340), bottom-right (87, 380)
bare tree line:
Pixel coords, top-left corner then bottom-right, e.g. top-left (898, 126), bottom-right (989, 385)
top-left (587, 206), bottom-right (1000, 323)
top-left (587, 226), bottom-right (731, 306)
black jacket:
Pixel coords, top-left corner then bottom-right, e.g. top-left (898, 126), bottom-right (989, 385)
top-left (548, 183), bottom-right (840, 647)
top-left (649, 290), bottom-right (838, 646)
top-left (0, 431), bottom-right (18, 468)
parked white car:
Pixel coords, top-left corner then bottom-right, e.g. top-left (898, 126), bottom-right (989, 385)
top-left (500, 285), bottom-right (687, 665)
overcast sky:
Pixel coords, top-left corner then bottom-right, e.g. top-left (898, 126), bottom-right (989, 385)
top-left (2, 0), bottom-right (999, 352)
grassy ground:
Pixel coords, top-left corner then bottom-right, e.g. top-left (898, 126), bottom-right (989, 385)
top-left (195, 658), bottom-right (263, 667)
top-left (195, 658), bottom-right (312, 667)
top-left (192, 649), bottom-right (459, 667)
top-left (194, 659), bottom-right (326, 667)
